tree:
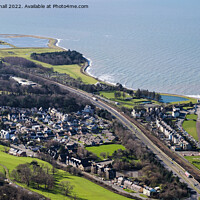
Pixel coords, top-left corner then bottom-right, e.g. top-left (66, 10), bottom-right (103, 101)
top-left (155, 93), bottom-right (161, 101)
top-left (77, 77), bottom-right (82, 82)
top-left (16, 164), bottom-right (31, 186)
top-left (114, 91), bottom-right (117, 99)
top-left (129, 90), bottom-right (134, 97)
top-left (122, 92), bottom-right (126, 99)
top-left (114, 91), bottom-right (121, 98)
top-left (135, 89), bottom-right (141, 98)
top-left (116, 83), bottom-right (123, 91)
top-left (100, 152), bottom-right (106, 159)
top-left (59, 181), bottom-right (74, 196)
top-left (52, 165), bottom-right (58, 175)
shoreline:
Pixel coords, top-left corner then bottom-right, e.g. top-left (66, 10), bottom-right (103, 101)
top-left (1, 34), bottom-right (199, 100)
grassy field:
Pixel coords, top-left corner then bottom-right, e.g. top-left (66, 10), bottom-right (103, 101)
top-left (186, 114), bottom-right (198, 120)
top-left (21, 169), bottom-right (130, 200)
top-left (0, 165), bottom-right (5, 174)
top-left (0, 145), bottom-right (51, 173)
top-left (184, 156), bottom-right (200, 170)
top-left (0, 44), bottom-right (97, 85)
top-left (27, 57), bottom-right (97, 84)
top-left (182, 120), bottom-right (198, 141)
top-left (99, 91), bottom-right (130, 99)
top-left (0, 145), bottom-right (129, 200)
top-left (183, 106), bottom-right (194, 110)
top-left (85, 144), bottom-right (125, 160)
top-left (123, 188), bottom-right (136, 193)
top-left (99, 91), bottom-right (157, 108)
top-left (140, 194), bottom-right (148, 198)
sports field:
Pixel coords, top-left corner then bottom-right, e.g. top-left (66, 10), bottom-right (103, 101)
top-left (86, 144), bottom-right (125, 160)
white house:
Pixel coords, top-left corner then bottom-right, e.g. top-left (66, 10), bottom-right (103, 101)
top-left (172, 107), bottom-right (180, 118)
top-left (82, 105), bottom-right (93, 114)
top-left (172, 110), bottom-right (180, 118)
top-left (131, 109), bottom-right (141, 118)
top-left (131, 184), bottom-right (143, 193)
top-left (143, 186), bottom-right (156, 196)
top-left (1, 130), bottom-right (10, 140)
top-left (124, 180), bottom-right (132, 189)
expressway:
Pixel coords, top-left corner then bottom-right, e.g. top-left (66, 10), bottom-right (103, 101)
top-left (49, 80), bottom-right (200, 198)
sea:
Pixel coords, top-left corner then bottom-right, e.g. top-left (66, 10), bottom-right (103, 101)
top-left (0, 0), bottom-right (200, 96)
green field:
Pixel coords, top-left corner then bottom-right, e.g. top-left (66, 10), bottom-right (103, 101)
top-left (0, 41), bottom-right (97, 85)
top-left (85, 144), bottom-right (125, 160)
top-left (184, 156), bottom-right (200, 170)
top-left (182, 120), bottom-right (198, 141)
top-left (186, 114), bottom-right (198, 120)
top-left (99, 91), bottom-right (130, 99)
top-left (27, 57), bottom-right (97, 84)
top-left (140, 194), bottom-right (148, 198)
top-left (0, 145), bottom-right (129, 200)
top-left (99, 91), bottom-right (157, 108)
top-left (183, 106), bottom-right (194, 110)
top-left (123, 188), bottom-right (136, 193)
top-left (0, 165), bottom-right (5, 174)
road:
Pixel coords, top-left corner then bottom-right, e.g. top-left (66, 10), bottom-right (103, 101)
top-left (10, 144), bottom-right (36, 157)
top-left (54, 82), bottom-right (200, 199)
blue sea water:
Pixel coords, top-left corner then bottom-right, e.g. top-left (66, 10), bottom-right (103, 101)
top-left (0, 0), bottom-right (200, 95)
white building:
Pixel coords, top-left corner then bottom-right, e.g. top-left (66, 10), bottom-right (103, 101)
top-left (172, 107), bottom-right (180, 118)
top-left (1, 130), bottom-right (10, 140)
top-left (83, 105), bottom-right (93, 114)
top-left (131, 109), bottom-right (141, 118)
top-left (143, 186), bottom-right (156, 197)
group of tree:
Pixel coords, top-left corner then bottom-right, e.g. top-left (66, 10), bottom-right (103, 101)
top-left (135, 89), bottom-right (161, 101)
top-left (10, 161), bottom-right (78, 199)
top-left (31, 50), bottom-right (87, 65)
top-left (2, 57), bottom-right (53, 73)
top-left (96, 108), bottom-right (113, 121)
top-left (0, 76), bottom-right (69, 96)
top-left (0, 94), bottom-right (85, 113)
top-left (112, 120), bottom-right (189, 199)
top-left (114, 91), bottom-right (126, 99)
top-left (75, 147), bottom-right (98, 160)
top-left (0, 63), bottom-right (92, 113)
top-left (0, 171), bottom-right (44, 200)
top-left (11, 161), bottom-right (54, 190)
top-left (112, 149), bottom-right (142, 171)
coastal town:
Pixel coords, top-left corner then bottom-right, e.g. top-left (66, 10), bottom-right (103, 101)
top-left (0, 34), bottom-right (200, 200)
top-left (0, 105), bottom-right (161, 198)
top-left (0, 99), bottom-right (199, 199)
